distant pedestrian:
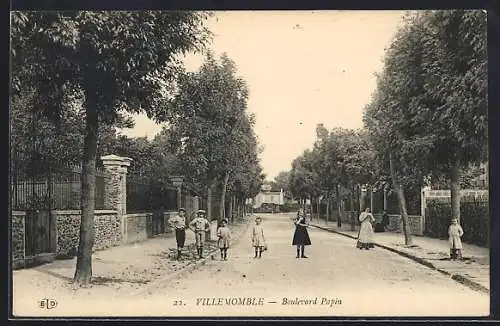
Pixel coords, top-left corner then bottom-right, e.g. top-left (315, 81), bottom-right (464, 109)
top-left (382, 210), bottom-right (390, 231)
top-left (357, 208), bottom-right (376, 250)
top-left (169, 208), bottom-right (187, 259)
top-left (189, 209), bottom-right (211, 259)
top-left (252, 216), bottom-right (266, 258)
top-left (217, 219), bottom-right (231, 261)
top-left (448, 218), bottom-right (464, 260)
top-left (374, 210), bottom-right (389, 233)
top-left (292, 208), bottom-right (311, 258)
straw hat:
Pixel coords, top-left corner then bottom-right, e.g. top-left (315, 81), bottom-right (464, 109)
top-left (178, 208), bottom-right (186, 212)
top-left (197, 209), bottom-right (206, 215)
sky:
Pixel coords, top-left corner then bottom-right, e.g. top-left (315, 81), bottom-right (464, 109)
top-left (120, 11), bottom-right (405, 181)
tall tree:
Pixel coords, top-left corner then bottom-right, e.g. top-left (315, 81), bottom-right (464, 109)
top-left (418, 10), bottom-right (487, 224)
top-left (162, 53), bottom-right (260, 222)
top-left (363, 10), bottom-right (486, 244)
top-left (273, 171), bottom-right (291, 194)
top-left (11, 11), bottom-right (210, 284)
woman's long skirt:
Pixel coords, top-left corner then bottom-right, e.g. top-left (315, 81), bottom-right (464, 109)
top-left (292, 226), bottom-right (311, 246)
top-left (356, 221), bottom-right (374, 249)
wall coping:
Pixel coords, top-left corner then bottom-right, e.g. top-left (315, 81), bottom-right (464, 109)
top-left (376, 214), bottom-right (422, 218)
top-left (12, 211), bottom-right (26, 216)
top-left (51, 210), bottom-right (118, 215)
top-left (125, 213), bottom-right (153, 218)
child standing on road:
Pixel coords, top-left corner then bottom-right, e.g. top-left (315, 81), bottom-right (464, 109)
top-left (448, 218), bottom-right (464, 260)
top-left (169, 207), bottom-right (187, 260)
top-left (189, 210), bottom-right (211, 259)
top-left (217, 219), bottom-right (231, 261)
top-left (252, 216), bottom-right (266, 258)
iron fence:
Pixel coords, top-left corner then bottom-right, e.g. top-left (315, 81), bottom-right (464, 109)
top-left (126, 173), bottom-right (177, 213)
top-left (10, 155), bottom-right (107, 211)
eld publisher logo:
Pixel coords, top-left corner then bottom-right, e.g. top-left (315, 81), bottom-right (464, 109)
top-left (38, 298), bottom-right (58, 310)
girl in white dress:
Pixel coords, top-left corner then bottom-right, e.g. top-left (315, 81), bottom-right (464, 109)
top-left (217, 219), bottom-right (231, 260)
top-left (252, 216), bottom-right (266, 258)
top-left (448, 218), bottom-right (464, 260)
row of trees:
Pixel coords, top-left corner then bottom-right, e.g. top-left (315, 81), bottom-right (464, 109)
top-left (160, 53), bottom-right (264, 222)
top-left (286, 126), bottom-right (376, 228)
top-left (11, 11), bottom-right (264, 284)
top-left (280, 10), bottom-right (487, 245)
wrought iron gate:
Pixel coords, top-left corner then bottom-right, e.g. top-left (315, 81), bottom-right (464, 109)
top-left (11, 152), bottom-right (54, 257)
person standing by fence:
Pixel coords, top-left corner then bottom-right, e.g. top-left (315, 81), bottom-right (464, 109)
top-left (169, 208), bottom-right (187, 260)
top-left (189, 209), bottom-right (211, 259)
top-left (356, 208), bottom-right (375, 250)
top-left (448, 218), bottom-right (464, 260)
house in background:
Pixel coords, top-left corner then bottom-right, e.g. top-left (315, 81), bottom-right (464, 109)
top-left (252, 184), bottom-right (284, 212)
top-left (472, 162), bottom-right (488, 189)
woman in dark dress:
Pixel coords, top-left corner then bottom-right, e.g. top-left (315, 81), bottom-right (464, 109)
top-left (292, 208), bottom-right (311, 258)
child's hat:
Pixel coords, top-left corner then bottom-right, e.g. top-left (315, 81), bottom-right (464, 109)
top-left (197, 209), bottom-right (206, 214)
top-left (178, 207), bottom-right (186, 212)
top-left (221, 218), bottom-right (228, 223)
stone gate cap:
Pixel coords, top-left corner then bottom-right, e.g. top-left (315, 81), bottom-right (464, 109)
top-left (101, 154), bottom-right (133, 167)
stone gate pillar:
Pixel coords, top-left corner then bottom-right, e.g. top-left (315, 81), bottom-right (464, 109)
top-left (170, 176), bottom-right (184, 210)
top-left (101, 154), bottom-right (132, 243)
top-left (193, 196), bottom-right (199, 214)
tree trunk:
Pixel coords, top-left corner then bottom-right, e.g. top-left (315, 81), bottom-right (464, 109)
top-left (207, 180), bottom-right (216, 221)
top-left (389, 152), bottom-right (412, 246)
top-left (326, 194), bottom-right (330, 225)
top-left (229, 195), bottom-right (234, 223)
top-left (233, 196), bottom-right (237, 218)
top-left (336, 184), bottom-right (342, 228)
top-left (370, 186), bottom-right (374, 212)
top-left (383, 185), bottom-right (388, 211)
top-left (219, 172), bottom-right (230, 223)
top-left (310, 195), bottom-right (314, 219)
top-left (206, 181), bottom-right (216, 241)
top-left (74, 96), bottom-right (98, 285)
top-left (317, 197), bottom-right (320, 221)
top-left (350, 183), bottom-right (356, 231)
top-left (450, 164), bottom-right (461, 225)
top-left (359, 184), bottom-right (365, 212)
top-left (236, 198), bottom-right (240, 218)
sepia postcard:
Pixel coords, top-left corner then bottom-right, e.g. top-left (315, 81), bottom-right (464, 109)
top-left (10, 10), bottom-right (490, 318)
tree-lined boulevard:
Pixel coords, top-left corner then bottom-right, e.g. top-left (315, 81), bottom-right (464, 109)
top-left (10, 9), bottom-right (489, 318)
top-left (13, 213), bottom-right (489, 316)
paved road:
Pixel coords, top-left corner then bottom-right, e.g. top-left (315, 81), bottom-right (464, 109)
top-left (145, 213), bottom-right (489, 317)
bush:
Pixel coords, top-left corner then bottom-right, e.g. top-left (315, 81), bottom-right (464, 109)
top-left (424, 199), bottom-right (489, 247)
top-left (280, 203), bottom-right (301, 213)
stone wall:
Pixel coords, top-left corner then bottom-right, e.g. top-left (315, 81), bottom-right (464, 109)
top-left (11, 211), bottom-right (25, 268)
top-left (339, 211), bottom-right (423, 236)
top-left (163, 211), bottom-right (177, 233)
top-left (54, 210), bottom-right (120, 258)
top-left (123, 213), bottom-right (152, 244)
top-left (122, 211), bottom-right (179, 244)
top-left (374, 213), bottom-right (423, 236)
